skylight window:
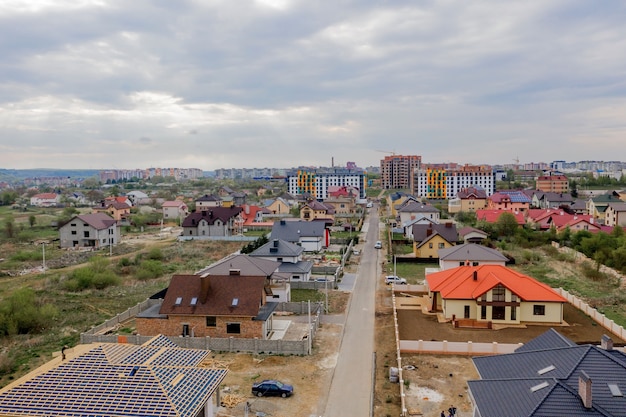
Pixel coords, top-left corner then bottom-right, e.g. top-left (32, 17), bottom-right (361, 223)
top-left (190, 297), bottom-right (198, 306)
top-left (232, 298), bottom-right (239, 307)
top-left (531, 382), bottom-right (549, 392)
top-left (608, 383), bottom-right (623, 397)
top-left (175, 297), bottom-right (182, 306)
top-left (537, 365), bottom-right (555, 375)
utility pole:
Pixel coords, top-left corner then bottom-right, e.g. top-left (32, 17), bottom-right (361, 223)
top-left (41, 242), bottom-right (46, 271)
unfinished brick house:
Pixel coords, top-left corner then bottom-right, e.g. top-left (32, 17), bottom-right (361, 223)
top-left (136, 271), bottom-right (278, 339)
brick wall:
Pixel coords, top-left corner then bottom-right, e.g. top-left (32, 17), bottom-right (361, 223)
top-left (136, 315), bottom-right (263, 338)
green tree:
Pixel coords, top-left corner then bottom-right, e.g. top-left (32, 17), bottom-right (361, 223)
top-left (28, 215), bottom-right (36, 228)
top-left (496, 212), bottom-right (519, 239)
top-left (4, 217), bottom-right (15, 239)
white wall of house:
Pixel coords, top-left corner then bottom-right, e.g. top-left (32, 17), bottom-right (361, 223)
top-left (519, 302), bottom-right (563, 324)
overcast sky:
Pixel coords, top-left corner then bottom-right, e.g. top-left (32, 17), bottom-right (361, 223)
top-left (1, 0), bottom-right (625, 171)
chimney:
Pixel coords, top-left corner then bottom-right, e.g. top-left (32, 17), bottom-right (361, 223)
top-left (578, 371), bottom-right (592, 409)
top-left (445, 222), bottom-right (452, 228)
top-left (245, 205), bottom-right (250, 214)
top-left (426, 229), bottom-right (432, 236)
top-left (200, 276), bottom-right (210, 303)
top-left (601, 335), bottom-right (614, 351)
top-left (473, 270), bottom-right (478, 281)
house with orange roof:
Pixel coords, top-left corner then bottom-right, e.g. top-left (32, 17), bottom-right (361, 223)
top-left (29, 192), bottom-right (60, 207)
top-left (535, 174), bottom-right (569, 193)
top-left (558, 216), bottom-right (601, 233)
top-left (426, 265), bottom-right (567, 326)
top-left (104, 195), bottom-right (133, 207)
top-left (476, 210), bottom-right (525, 226)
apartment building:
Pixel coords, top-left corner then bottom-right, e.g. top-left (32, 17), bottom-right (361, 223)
top-left (287, 168), bottom-right (366, 200)
top-left (536, 174), bottom-right (569, 193)
top-left (414, 164), bottom-right (495, 199)
top-left (380, 155), bottom-right (422, 190)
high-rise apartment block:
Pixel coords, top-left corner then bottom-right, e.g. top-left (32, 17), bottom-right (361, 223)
top-left (414, 164), bottom-right (495, 199)
top-left (287, 168), bottom-right (366, 200)
top-left (380, 155), bottom-right (422, 190)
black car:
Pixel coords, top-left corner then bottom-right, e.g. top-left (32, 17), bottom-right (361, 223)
top-left (251, 380), bottom-right (294, 398)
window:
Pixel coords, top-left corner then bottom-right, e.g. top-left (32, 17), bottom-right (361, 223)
top-left (511, 306), bottom-right (517, 321)
top-left (226, 323), bottom-right (241, 334)
top-left (481, 305), bottom-right (487, 320)
top-left (71, 231), bottom-right (77, 235)
top-left (492, 306), bottom-right (505, 320)
top-left (206, 316), bottom-right (216, 327)
top-left (84, 231), bottom-right (90, 238)
top-left (464, 305), bottom-right (470, 319)
top-left (492, 284), bottom-right (505, 302)
top-left (438, 243), bottom-right (445, 249)
top-left (533, 305), bottom-right (546, 316)
top-left (182, 324), bottom-right (190, 337)
top-left (429, 243), bottom-right (433, 249)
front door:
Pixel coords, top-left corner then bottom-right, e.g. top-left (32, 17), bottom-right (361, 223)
top-left (182, 324), bottom-right (189, 337)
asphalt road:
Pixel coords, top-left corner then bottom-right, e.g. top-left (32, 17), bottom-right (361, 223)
top-left (323, 205), bottom-right (380, 417)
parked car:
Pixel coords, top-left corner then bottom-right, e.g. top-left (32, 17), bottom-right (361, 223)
top-left (352, 249), bottom-right (360, 255)
top-left (385, 275), bottom-right (407, 285)
top-left (252, 380), bottom-right (294, 398)
top-left (366, 202), bottom-right (373, 208)
top-left (374, 241), bottom-right (382, 249)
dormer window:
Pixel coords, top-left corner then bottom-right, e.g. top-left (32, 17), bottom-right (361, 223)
top-left (175, 297), bottom-right (182, 306)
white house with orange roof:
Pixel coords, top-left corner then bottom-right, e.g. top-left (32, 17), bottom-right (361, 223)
top-left (426, 265), bottom-right (567, 326)
top-left (30, 193), bottom-right (60, 207)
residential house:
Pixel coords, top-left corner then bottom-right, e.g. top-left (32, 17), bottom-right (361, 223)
top-left (536, 174), bottom-right (569, 193)
top-left (92, 200), bottom-right (131, 223)
top-left (126, 190), bottom-right (151, 205)
top-left (104, 195), bottom-right (133, 207)
top-left (197, 253), bottom-right (288, 302)
top-left (327, 185), bottom-right (360, 199)
top-left (487, 191), bottom-right (531, 212)
top-left (448, 187), bottom-right (487, 214)
top-left (58, 213), bottom-right (119, 249)
top-left (468, 329), bottom-right (626, 416)
top-left (221, 195), bottom-right (234, 208)
top-left (476, 210), bottom-right (526, 226)
top-left (390, 194), bottom-right (420, 218)
top-left (67, 191), bottom-right (86, 206)
top-left (438, 243), bottom-right (509, 270)
top-left (526, 209), bottom-right (594, 231)
top-left (264, 197), bottom-right (292, 215)
top-left (162, 200), bottom-right (189, 223)
top-left (570, 199), bottom-right (588, 214)
top-left (426, 264), bottom-right (567, 325)
top-left (530, 191), bottom-right (575, 209)
top-left (412, 223), bottom-right (458, 260)
top-left (136, 272), bottom-right (277, 339)
top-left (300, 200), bottom-right (335, 223)
top-left (587, 193), bottom-right (623, 223)
top-left (397, 201), bottom-right (440, 227)
top-left (217, 185), bottom-right (234, 197)
top-left (324, 195), bottom-right (357, 215)
top-left (457, 226), bottom-right (488, 244)
top-left (0, 335), bottom-right (227, 417)
top-left (181, 207), bottom-right (243, 237)
top-left (270, 219), bottom-right (329, 252)
top-left (195, 194), bottom-right (222, 210)
top-left (401, 217), bottom-right (437, 240)
top-left (29, 192), bottom-right (60, 207)
top-left (605, 202), bottom-right (626, 227)
top-left (250, 239), bottom-right (313, 283)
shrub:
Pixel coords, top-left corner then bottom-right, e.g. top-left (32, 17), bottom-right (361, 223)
top-left (0, 288), bottom-right (59, 336)
top-left (146, 248), bottom-right (164, 261)
top-left (135, 260), bottom-right (164, 280)
top-left (63, 258), bottom-right (120, 291)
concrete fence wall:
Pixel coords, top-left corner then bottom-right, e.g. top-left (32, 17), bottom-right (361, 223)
top-left (399, 340), bottom-right (522, 355)
top-left (81, 301), bottom-right (324, 355)
top-left (556, 288), bottom-right (626, 341)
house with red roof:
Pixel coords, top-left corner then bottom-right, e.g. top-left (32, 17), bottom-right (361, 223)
top-left (476, 210), bottom-right (525, 226)
top-left (426, 265), bottom-right (567, 326)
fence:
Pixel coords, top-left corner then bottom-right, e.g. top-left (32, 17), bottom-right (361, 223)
top-left (81, 301), bottom-right (324, 355)
top-left (556, 288), bottom-right (626, 341)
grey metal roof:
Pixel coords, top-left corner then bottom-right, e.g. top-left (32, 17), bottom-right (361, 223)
top-left (270, 219), bottom-right (325, 241)
top-left (396, 201), bottom-right (439, 213)
top-left (197, 254), bottom-right (279, 277)
top-left (437, 243), bottom-right (509, 262)
top-left (412, 223), bottom-right (458, 243)
top-left (255, 301), bottom-right (278, 321)
top-left (515, 328), bottom-right (577, 353)
top-left (75, 213), bottom-right (117, 230)
top-left (250, 239), bottom-right (304, 258)
top-left (470, 330), bottom-right (626, 417)
top-left (277, 260), bottom-right (313, 274)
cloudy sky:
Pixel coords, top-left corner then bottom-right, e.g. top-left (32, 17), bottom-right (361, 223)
top-left (1, 0), bottom-right (625, 171)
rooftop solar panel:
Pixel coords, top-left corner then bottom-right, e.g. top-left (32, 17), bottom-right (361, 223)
top-left (0, 339), bottom-right (226, 417)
